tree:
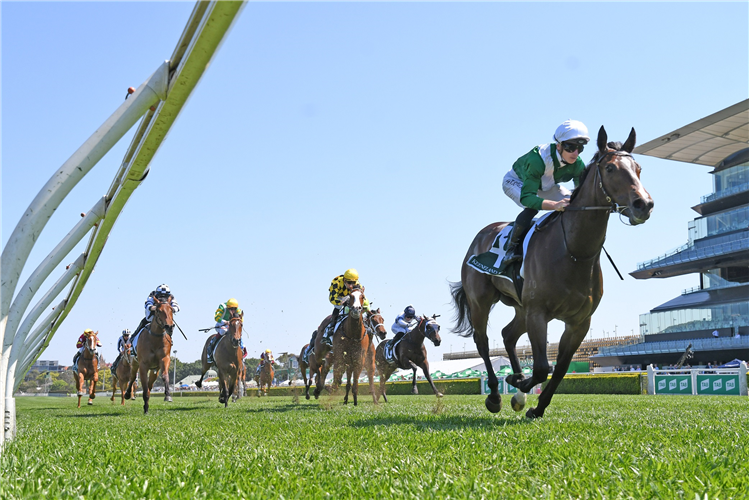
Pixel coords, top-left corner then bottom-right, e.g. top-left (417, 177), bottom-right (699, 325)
top-left (50, 379), bottom-right (72, 393)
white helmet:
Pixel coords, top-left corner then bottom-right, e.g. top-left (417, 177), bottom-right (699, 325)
top-left (155, 284), bottom-right (170, 297)
top-left (554, 120), bottom-right (590, 145)
top-left (122, 329), bottom-right (131, 336)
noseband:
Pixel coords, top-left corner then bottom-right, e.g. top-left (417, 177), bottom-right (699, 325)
top-left (366, 313), bottom-right (387, 337)
top-left (149, 302), bottom-right (174, 337)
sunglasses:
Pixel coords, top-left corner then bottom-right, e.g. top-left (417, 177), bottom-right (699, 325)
top-left (345, 280), bottom-right (356, 286)
top-left (562, 142), bottom-right (585, 154)
top-left (405, 316), bottom-right (414, 321)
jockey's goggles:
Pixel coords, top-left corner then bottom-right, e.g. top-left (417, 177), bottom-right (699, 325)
top-left (405, 316), bottom-right (414, 321)
top-left (562, 141), bottom-right (585, 154)
top-left (345, 280), bottom-right (357, 286)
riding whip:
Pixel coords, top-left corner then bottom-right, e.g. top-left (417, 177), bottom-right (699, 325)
top-left (198, 327), bottom-right (215, 333)
top-left (173, 319), bottom-right (189, 340)
top-left (602, 245), bottom-right (624, 281)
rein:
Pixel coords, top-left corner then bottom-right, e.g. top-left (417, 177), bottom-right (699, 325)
top-left (557, 151), bottom-right (630, 278)
top-left (365, 313), bottom-right (387, 338)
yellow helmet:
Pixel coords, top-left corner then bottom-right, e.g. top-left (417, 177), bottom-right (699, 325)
top-left (83, 329), bottom-right (93, 334)
top-left (226, 298), bottom-right (239, 308)
top-left (265, 349), bottom-right (271, 353)
top-left (343, 268), bottom-right (359, 281)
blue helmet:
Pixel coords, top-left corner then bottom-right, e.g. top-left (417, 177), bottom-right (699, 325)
top-left (404, 305), bottom-right (416, 318)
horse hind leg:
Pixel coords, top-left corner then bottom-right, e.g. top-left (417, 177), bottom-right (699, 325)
top-left (502, 311), bottom-right (529, 389)
top-left (470, 300), bottom-right (503, 413)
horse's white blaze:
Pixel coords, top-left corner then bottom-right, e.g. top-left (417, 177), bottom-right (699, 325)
top-left (350, 290), bottom-right (362, 308)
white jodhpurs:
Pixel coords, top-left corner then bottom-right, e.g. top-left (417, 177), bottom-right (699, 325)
top-left (502, 169), bottom-right (571, 209)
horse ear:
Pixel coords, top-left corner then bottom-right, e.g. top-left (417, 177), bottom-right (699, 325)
top-left (621, 127), bottom-right (636, 153)
top-left (597, 126), bottom-right (608, 153)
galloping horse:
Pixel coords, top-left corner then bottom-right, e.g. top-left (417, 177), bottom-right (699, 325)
top-left (74, 330), bottom-right (99, 408)
top-left (196, 313), bottom-right (244, 407)
top-left (255, 359), bottom-right (274, 396)
top-left (451, 127), bottom-right (653, 418)
top-left (313, 289), bottom-right (377, 405)
top-left (375, 315), bottom-right (443, 402)
top-left (124, 297), bottom-right (175, 414)
top-left (110, 344), bottom-right (136, 405)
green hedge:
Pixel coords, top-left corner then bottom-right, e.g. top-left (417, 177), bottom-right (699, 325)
top-left (540, 373), bottom-right (644, 395)
top-left (236, 378), bottom-right (482, 397)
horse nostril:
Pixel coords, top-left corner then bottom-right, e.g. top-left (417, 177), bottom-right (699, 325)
top-left (633, 198), bottom-right (644, 210)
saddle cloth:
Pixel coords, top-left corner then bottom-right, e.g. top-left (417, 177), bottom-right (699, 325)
top-left (466, 211), bottom-right (553, 279)
top-left (384, 338), bottom-right (403, 366)
top-left (331, 313), bottom-right (348, 334)
top-left (302, 344), bottom-right (314, 364)
top-left (206, 334), bottom-right (221, 365)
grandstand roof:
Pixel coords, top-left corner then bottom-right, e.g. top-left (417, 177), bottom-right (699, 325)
top-left (633, 99), bottom-right (749, 170)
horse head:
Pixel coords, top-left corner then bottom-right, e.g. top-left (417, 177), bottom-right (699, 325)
top-left (590, 126), bottom-right (654, 225)
top-left (347, 290), bottom-right (364, 319)
top-left (85, 331), bottom-right (99, 355)
top-left (123, 344), bottom-right (134, 364)
top-left (424, 315), bottom-right (442, 347)
top-left (228, 311), bottom-right (243, 348)
top-left (150, 297), bottom-right (175, 336)
top-left (366, 308), bottom-right (387, 340)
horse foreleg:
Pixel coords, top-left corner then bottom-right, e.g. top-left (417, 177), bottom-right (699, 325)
top-left (88, 379), bottom-right (97, 405)
top-left (516, 313), bottom-right (550, 394)
top-left (141, 365), bottom-right (152, 415)
top-left (414, 360), bottom-right (442, 398)
top-left (110, 376), bottom-right (117, 402)
top-left (161, 361), bottom-right (172, 402)
top-left (76, 373), bottom-right (83, 408)
top-left (124, 361), bottom-right (139, 400)
top-left (408, 364), bottom-right (419, 395)
top-left (529, 319), bottom-right (588, 419)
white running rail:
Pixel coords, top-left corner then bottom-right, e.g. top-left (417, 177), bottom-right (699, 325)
top-left (1, 0), bottom-right (245, 449)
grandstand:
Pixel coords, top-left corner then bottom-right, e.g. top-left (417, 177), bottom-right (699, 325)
top-left (592, 100), bottom-right (749, 368)
top-left (443, 335), bottom-right (641, 371)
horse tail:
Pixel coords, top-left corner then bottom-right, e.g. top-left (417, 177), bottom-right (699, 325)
top-left (449, 281), bottom-right (473, 338)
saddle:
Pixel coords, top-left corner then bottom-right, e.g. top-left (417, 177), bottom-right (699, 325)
top-left (206, 334), bottom-right (221, 365)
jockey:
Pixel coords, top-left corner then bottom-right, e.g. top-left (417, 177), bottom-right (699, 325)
top-left (72, 329), bottom-right (101, 366)
top-left (132, 284), bottom-right (180, 338)
top-left (498, 119), bottom-right (589, 273)
top-left (391, 305), bottom-right (418, 346)
top-left (256, 349), bottom-right (277, 375)
top-left (319, 269), bottom-right (364, 348)
top-left (214, 298), bottom-right (246, 356)
top-left (111, 329), bottom-right (131, 374)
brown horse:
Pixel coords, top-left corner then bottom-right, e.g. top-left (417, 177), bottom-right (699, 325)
top-left (196, 313), bottom-right (244, 407)
top-left (255, 360), bottom-right (274, 396)
top-left (74, 331), bottom-right (99, 408)
top-left (110, 345), bottom-right (137, 405)
top-left (314, 289), bottom-right (377, 405)
top-left (232, 358), bottom-right (246, 402)
top-left (124, 297), bottom-right (175, 414)
top-left (451, 126), bottom-right (653, 418)
top-left (375, 315), bottom-right (444, 402)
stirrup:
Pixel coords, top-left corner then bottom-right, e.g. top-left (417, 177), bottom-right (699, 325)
top-left (321, 334), bottom-right (333, 347)
top-left (497, 253), bottom-right (521, 273)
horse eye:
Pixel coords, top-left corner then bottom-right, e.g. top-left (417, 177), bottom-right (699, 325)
top-left (606, 163), bottom-right (615, 173)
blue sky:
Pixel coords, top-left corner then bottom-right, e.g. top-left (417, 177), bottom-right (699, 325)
top-left (3, 1), bottom-right (748, 367)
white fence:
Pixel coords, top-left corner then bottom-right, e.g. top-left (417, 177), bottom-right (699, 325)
top-left (0, 1), bottom-right (245, 451)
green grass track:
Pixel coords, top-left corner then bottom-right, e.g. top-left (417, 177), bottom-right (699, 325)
top-left (1, 394), bottom-right (748, 499)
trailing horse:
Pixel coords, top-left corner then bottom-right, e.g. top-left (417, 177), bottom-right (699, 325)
top-left (74, 330), bottom-right (100, 408)
top-left (313, 289), bottom-right (377, 405)
top-left (124, 297), bottom-right (175, 414)
top-left (375, 315), bottom-right (443, 402)
top-left (451, 126), bottom-right (653, 418)
top-left (110, 344), bottom-right (136, 405)
top-left (299, 341), bottom-right (332, 400)
top-left (196, 313), bottom-right (244, 407)
top-left (255, 360), bottom-right (274, 396)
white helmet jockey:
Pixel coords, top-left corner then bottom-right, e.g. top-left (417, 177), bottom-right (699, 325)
top-left (554, 119), bottom-right (590, 145)
top-left (155, 284), bottom-right (170, 297)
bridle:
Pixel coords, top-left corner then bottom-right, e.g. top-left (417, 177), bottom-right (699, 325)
top-left (149, 299), bottom-right (174, 337)
top-left (559, 150), bottom-right (638, 265)
top-left (365, 312), bottom-right (387, 339)
top-left (228, 317), bottom-right (243, 348)
top-left (84, 334), bottom-right (98, 355)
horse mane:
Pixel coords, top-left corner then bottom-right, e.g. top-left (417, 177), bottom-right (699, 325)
top-left (569, 141), bottom-right (624, 202)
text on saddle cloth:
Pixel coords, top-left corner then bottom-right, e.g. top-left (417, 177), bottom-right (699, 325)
top-left (465, 211), bottom-right (554, 279)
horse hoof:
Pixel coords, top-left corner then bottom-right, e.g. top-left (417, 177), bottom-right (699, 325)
top-left (305, 394), bottom-right (310, 400)
top-left (90, 394), bottom-right (96, 400)
top-left (525, 407), bottom-right (541, 419)
top-left (436, 392), bottom-right (444, 398)
top-left (511, 392), bottom-right (527, 412)
top-left (164, 396), bottom-right (173, 403)
top-left (485, 395), bottom-right (501, 413)
top-left (87, 400), bottom-right (93, 406)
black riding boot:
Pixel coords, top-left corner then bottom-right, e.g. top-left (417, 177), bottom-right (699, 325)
top-left (322, 308), bottom-right (340, 347)
top-left (72, 351), bottom-right (81, 367)
top-left (133, 317), bottom-right (148, 336)
top-left (498, 208), bottom-right (538, 273)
